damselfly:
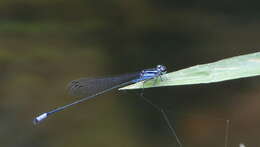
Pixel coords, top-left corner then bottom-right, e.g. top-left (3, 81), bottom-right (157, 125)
top-left (33, 65), bottom-right (167, 124)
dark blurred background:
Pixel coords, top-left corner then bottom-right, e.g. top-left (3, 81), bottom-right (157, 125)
top-left (1, 0), bottom-right (260, 147)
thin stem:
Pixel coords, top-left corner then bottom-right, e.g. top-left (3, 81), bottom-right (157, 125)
top-left (140, 95), bottom-right (182, 147)
top-left (225, 120), bottom-right (230, 147)
top-left (160, 108), bottom-right (183, 147)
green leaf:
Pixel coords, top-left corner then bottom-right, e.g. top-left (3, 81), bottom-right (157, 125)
top-left (120, 52), bottom-right (260, 90)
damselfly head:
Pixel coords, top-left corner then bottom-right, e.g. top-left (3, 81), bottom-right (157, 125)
top-left (140, 70), bottom-right (145, 77)
top-left (157, 65), bottom-right (167, 73)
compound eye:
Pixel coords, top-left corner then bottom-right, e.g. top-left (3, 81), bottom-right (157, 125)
top-left (140, 70), bottom-right (145, 76)
top-left (163, 66), bottom-right (167, 71)
top-left (157, 65), bottom-right (164, 71)
top-left (159, 65), bottom-right (166, 72)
